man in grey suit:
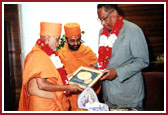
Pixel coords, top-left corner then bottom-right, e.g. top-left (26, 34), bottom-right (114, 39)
top-left (97, 4), bottom-right (149, 110)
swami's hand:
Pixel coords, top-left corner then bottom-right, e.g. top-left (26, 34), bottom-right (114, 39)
top-left (89, 64), bottom-right (97, 69)
top-left (100, 68), bottom-right (117, 81)
top-left (67, 74), bottom-right (74, 79)
top-left (68, 84), bottom-right (83, 93)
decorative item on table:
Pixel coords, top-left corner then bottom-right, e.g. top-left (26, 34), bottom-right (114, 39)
top-left (156, 53), bottom-right (164, 63)
top-left (68, 66), bottom-right (103, 89)
top-left (78, 87), bottom-right (109, 111)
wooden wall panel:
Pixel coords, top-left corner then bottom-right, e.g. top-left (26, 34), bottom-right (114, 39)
top-left (4, 4), bottom-right (22, 110)
top-left (118, 4), bottom-right (164, 61)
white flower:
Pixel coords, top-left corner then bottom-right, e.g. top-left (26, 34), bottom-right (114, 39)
top-left (99, 34), bottom-right (117, 47)
top-left (50, 54), bottom-right (63, 69)
top-left (108, 34), bottom-right (117, 47)
top-left (99, 35), bottom-right (108, 46)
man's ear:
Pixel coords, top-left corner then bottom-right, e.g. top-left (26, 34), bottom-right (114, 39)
top-left (45, 36), bottom-right (50, 44)
top-left (112, 10), bottom-right (118, 17)
top-left (65, 37), bottom-right (68, 43)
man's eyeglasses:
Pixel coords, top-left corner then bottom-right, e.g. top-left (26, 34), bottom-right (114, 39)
top-left (98, 9), bottom-right (114, 22)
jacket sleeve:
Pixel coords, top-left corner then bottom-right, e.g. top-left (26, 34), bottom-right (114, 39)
top-left (116, 27), bottom-right (149, 83)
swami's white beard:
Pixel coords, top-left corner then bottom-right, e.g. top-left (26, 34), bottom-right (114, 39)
top-left (52, 47), bottom-right (57, 52)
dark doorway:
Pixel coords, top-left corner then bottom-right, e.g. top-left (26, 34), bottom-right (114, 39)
top-left (4, 21), bottom-right (17, 111)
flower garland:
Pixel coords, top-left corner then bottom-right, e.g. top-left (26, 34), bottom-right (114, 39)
top-left (54, 53), bottom-right (70, 95)
top-left (36, 39), bottom-right (53, 56)
top-left (36, 39), bottom-right (70, 94)
top-left (98, 16), bottom-right (124, 69)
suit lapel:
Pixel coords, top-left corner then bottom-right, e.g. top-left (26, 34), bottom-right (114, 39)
top-left (112, 21), bottom-right (126, 51)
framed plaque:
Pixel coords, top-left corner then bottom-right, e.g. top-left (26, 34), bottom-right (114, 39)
top-left (68, 66), bottom-right (103, 89)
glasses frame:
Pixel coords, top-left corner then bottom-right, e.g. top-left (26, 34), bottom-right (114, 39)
top-left (98, 9), bottom-right (114, 22)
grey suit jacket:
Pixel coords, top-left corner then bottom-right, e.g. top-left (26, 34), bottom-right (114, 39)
top-left (99, 20), bottom-right (149, 108)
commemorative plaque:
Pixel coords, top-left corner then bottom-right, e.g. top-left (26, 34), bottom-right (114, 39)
top-left (68, 66), bottom-right (103, 89)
